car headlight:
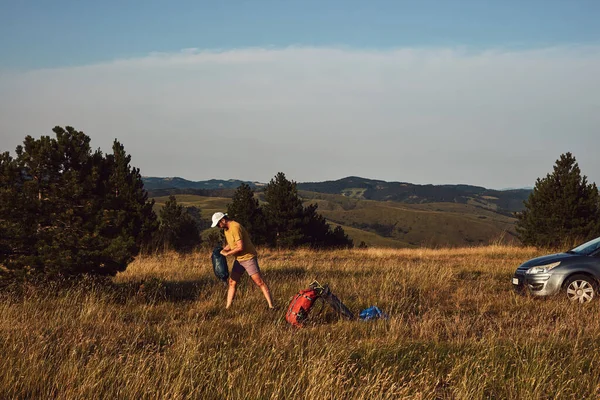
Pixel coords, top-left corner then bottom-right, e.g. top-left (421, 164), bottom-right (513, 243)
top-left (526, 261), bottom-right (561, 274)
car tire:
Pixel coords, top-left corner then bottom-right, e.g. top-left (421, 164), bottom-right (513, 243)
top-left (564, 274), bottom-right (597, 304)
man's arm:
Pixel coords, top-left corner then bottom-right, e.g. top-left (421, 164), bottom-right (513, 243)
top-left (221, 239), bottom-right (244, 257)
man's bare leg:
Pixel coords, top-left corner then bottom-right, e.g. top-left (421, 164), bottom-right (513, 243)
top-left (250, 272), bottom-right (274, 308)
top-left (226, 277), bottom-right (238, 309)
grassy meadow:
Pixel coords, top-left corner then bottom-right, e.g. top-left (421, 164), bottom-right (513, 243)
top-left (3, 245), bottom-right (600, 399)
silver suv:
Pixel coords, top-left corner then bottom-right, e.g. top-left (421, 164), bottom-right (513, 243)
top-left (512, 236), bottom-right (600, 303)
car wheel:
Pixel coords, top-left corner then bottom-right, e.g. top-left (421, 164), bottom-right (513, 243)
top-left (564, 274), bottom-right (597, 304)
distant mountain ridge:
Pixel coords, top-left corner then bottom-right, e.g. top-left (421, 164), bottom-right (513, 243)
top-left (297, 176), bottom-right (531, 214)
top-left (142, 176), bottom-right (531, 214)
top-left (142, 177), bottom-right (264, 190)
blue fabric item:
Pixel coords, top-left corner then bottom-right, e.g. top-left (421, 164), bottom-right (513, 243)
top-left (211, 246), bottom-right (229, 282)
top-left (359, 306), bottom-right (388, 321)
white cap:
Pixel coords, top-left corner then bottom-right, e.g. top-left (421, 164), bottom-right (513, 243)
top-left (211, 212), bottom-right (227, 228)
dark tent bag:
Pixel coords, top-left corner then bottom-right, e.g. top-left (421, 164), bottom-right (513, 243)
top-left (320, 285), bottom-right (355, 320)
top-left (211, 247), bottom-right (229, 283)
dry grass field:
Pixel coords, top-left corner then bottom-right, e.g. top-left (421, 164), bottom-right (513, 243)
top-left (3, 245), bottom-right (600, 399)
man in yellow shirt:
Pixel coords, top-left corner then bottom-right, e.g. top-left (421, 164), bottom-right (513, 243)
top-left (211, 212), bottom-right (274, 309)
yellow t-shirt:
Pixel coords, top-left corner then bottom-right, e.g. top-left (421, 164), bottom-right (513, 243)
top-left (224, 221), bottom-right (257, 262)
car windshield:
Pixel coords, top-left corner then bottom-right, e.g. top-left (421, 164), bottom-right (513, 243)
top-left (569, 237), bottom-right (600, 256)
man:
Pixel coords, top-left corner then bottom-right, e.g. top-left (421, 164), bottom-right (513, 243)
top-left (211, 212), bottom-right (275, 309)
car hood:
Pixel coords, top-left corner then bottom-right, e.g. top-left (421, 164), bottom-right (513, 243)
top-left (520, 252), bottom-right (580, 268)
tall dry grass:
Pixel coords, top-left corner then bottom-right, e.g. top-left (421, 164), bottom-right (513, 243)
top-left (2, 245), bottom-right (600, 399)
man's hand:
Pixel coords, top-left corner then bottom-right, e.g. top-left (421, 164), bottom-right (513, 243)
top-left (220, 249), bottom-right (228, 257)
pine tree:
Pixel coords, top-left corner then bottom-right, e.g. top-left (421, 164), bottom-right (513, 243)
top-left (300, 204), bottom-right (329, 247)
top-left (516, 152), bottom-right (600, 247)
top-left (185, 206), bottom-right (212, 231)
top-left (301, 204), bottom-right (353, 249)
top-left (263, 173), bottom-right (305, 248)
top-left (10, 127), bottom-right (106, 276)
top-left (227, 183), bottom-right (269, 246)
top-left (0, 126), bottom-right (159, 280)
top-left (263, 172), bottom-right (353, 249)
top-left (156, 195), bottom-right (200, 252)
top-left (0, 151), bottom-right (36, 280)
top-left (329, 225), bottom-right (354, 249)
top-left (102, 139), bottom-right (158, 259)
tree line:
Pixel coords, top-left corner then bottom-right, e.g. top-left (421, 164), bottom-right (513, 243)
top-left (225, 173), bottom-right (353, 249)
top-left (0, 126), bottom-right (352, 281)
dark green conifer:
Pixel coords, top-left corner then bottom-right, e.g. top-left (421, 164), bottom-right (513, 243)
top-left (0, 126), bottom-right (158, 279)
top-left (227, 183), bottom-right (269, 246)
top-left (329, 225), bottom-right (354, 249)
top-left (102, 139), bottom-right (158, 259)
top-left (263, 173), bottom-right (306, 248)
top-left (516, 152), bottom-right (600, 247)
top-left (156, 195), bottom-right (200, 252)
top-left (263, 172), bottom-right (353, 249)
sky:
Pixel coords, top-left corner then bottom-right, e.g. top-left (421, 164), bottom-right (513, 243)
top-left (1, 1), bottom-right (599, 189)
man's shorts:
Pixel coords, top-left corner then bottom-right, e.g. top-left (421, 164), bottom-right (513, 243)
top-left (231, 257), bottom-right (261, 279)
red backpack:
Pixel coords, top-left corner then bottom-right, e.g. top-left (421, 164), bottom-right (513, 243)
top-left (285, 287), bottom-right (322, 327)
top-left (286, 281), bottom-right (356, 327)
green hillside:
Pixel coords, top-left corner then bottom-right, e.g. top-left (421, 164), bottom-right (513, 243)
top-left (297, 176), bottom-right (530, 215)
top-left (150, 192), bottom-right (518, 248)
top-left (298, 190), bottom-right (517, 247)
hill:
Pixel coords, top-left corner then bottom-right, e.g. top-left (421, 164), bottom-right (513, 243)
top-left (296, 176), bottom-right (530, 215)
top-left (298, 190), bottom-right (518, 247)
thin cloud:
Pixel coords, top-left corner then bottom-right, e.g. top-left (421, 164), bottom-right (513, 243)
top-left (0, 46), bottom-right (599, 189)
